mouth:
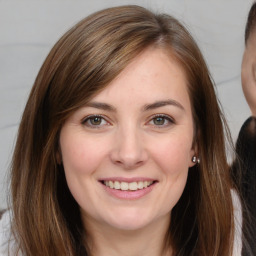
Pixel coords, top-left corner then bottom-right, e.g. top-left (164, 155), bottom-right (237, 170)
top-left (100, 179), bottom-right (157, 191)
top-left (99, 179), bottom-right (158, 200)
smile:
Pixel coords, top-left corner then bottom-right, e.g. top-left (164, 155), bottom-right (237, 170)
top-left (103, 180), bottom-right (154, 191)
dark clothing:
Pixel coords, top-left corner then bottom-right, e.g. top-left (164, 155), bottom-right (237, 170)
top-left (232, 117), bottom-right (256, 255)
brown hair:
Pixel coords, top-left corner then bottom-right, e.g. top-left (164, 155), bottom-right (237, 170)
top-left (245, 1), bottom-right (256, 44)
top-left (10, 5), bottom-right (234, 256)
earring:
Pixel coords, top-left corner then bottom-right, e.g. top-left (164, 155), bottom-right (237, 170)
top-left (192, 156), bottom-right (200, 164)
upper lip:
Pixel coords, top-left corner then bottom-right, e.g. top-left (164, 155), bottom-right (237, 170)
top-left (99, 177), bottom-right (156, 182)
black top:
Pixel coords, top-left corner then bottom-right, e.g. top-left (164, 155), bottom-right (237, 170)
top-left (232, 117), bottom-right (256, 256)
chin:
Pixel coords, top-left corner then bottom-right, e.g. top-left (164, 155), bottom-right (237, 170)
top-left (105, 209), bottom-right (160, 231)
top-left (109, 219), bottom-right (150, 231)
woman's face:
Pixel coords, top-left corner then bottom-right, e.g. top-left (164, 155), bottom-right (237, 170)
top-left (242, 29), bottom-right (256, 116)
top-left (59, 47), bottom-right (197, 232)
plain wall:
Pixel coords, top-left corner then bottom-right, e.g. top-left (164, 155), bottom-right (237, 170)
top-left (0, 0), bottom-right (253, 208)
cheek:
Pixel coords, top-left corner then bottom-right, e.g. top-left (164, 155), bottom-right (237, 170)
top-left (241, 51), bottom-right (255, 88)
top-left (151, 135), bottom-right (193, 174)
top-left (60, 134), bottom-right (107, 176)
top-left (150, 138), bottom-right (191, 214)
top-left (59, 134), bottom-right (109, 213)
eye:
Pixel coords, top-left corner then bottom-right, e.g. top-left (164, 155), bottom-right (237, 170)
top-left (148, 114), bottom-right (174, 127)
top-left (82, 115), bottom-right (109, 128)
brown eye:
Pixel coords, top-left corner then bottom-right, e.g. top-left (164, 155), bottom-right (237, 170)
top-left (82, 115), bottom-right (108, 128)
top-left (89, 116), bottom-right (102, 125)
top-left (153, 116), bottom-right (166, 125)
top-left (148, 114), bottom-right (174, 128)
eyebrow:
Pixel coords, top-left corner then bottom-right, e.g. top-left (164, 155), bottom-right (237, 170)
top-left (85, 102), bottom-right (116, 112)
top-left (143, 99), bottom-right (185, 111)
top-left (85, 99), bottom-right (184, 112)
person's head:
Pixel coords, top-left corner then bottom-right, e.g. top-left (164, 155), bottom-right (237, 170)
top-left (242, 2), bottom-right (256, 116)
top-left (10, 5), bottom-right (234, 256)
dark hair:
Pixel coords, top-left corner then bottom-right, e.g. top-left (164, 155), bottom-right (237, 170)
top-left (245, 2), bottom-right (256, 44)
top-left (231, 2), bottom-right (256, 254)
top-left (231, 117), bottom-right (256, 255)
top-left (10, 5), bottom-right (235, 256)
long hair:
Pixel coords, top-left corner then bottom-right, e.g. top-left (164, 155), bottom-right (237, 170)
top-left (10, 5), bottom-right (234, 255)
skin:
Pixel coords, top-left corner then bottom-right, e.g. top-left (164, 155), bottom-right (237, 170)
top-left (59, 47), bottom-right (197, 256)
top-left (241, 28), bottom-right (256, 116)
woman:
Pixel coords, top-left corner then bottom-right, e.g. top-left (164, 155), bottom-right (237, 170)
top-left (0, 5), bottom-right (241, 256)
top-left (232, 2), bottom-right (256, 255)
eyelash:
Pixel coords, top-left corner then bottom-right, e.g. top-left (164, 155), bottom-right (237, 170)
top-left (81, 114), bottom-right (175, 129)
top-left (81, 115), bottom-right (109, 128)
top-left (148, 114), bottom-right (175, 127)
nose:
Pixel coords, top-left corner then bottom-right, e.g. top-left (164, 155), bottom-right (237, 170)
top-left (110, 126), bottom-right (149, 170)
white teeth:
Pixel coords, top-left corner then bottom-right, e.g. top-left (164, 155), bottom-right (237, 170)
top-left (103, 180), bottom-right (153, 191)
top-left (114, 181), bottom-right (120, 189)
top-left (120, 182), bottom-right (129, 191)
top-left (138, 181), bottom-right (144, 189)
top-left (109, 181), bottom-right (114, 189)
top-left (129, 182), bottom-right (138, 191)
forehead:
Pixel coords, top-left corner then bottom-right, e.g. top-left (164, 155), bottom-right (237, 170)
top-left (90, 47), bottom-right (191, 109)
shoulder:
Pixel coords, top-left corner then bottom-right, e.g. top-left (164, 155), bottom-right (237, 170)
top-left (238, 116), bottom-right (256, 141)
top-left (0, 211), bottom-right (21, 256)
top-left (231, 190), bottom-right (242, 256)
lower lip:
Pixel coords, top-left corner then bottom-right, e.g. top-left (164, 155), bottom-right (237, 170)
top-left (101, 182), bottom-right (157, 200)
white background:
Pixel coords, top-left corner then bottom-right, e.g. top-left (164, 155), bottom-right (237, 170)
top-left (0, 0), bottom-right (253, 208)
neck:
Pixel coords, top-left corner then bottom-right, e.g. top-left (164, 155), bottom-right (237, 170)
top-left (83, 215), bottom-right (172, 256)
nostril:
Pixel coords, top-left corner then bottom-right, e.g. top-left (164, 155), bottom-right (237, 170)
top-left (109, 145), bottom-right (148, 169)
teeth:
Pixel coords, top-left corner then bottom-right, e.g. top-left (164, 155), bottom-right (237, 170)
top-left (138, 181), bottom-right (144, 189)
top-left (109, 181), bottom-right (114, 189)
top-left (120, 182), bottom-right (129, 191)
top-left (103, 180), bottom-right (153, 191)
top-left (129, 182), bottom-right (138, 191)
top-left (114, 181), bottom-right (120, 190)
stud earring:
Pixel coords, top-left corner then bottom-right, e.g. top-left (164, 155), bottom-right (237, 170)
top-left (192, 156), bottom-right (200, 164)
